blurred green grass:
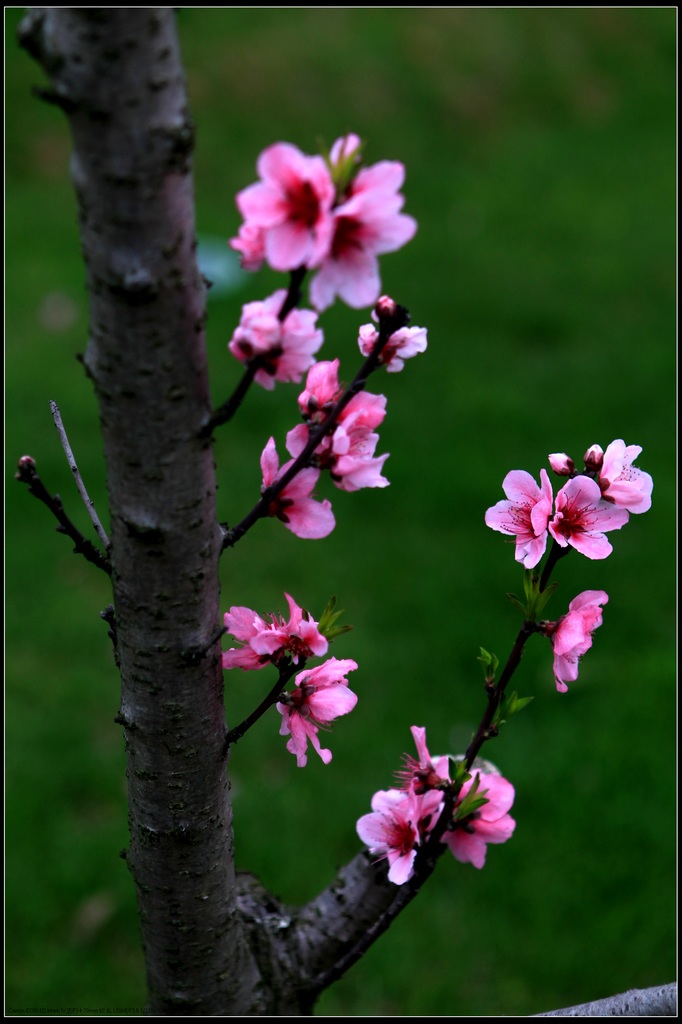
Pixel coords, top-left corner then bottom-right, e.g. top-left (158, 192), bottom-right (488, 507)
top-left (5, 7), bottom-right (675, 1016)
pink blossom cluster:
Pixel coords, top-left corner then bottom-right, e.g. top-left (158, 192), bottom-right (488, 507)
top-left (541, 590), bottom-right (609, 692)
top-left (228, 290), bottom-right (324, 390)
top-left (356, 727), bottom-right (516, 883)
top-left (256, 321), bottom-right (426, 535)
top-left (550, 440), bottom-right (653, 513)
top-left (286, 359), bottom-right (390, 493)
top-left (222, 594), bottom-right (358, 766)
top-left (357, 318), bottom-right (428, 373)
top-left (230, 134), bottom-right (417, 311)
top-left (222, 592), bottom-right (328, 670)
top-left (485, 439), bottom-right (652, 568)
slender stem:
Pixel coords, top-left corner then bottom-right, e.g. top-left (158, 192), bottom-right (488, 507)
top-left (201, 360), bottom-right (261, 436)
top-left (201, 267), bottom-right (309, 437)
top-left (15, 455), bottom-right (112, 575)
top-left (539, 539), bottom-right (570, 592)
top-left (464, 533), bottom-right (570, 773)
top-left (464, 621), bottom-right (537, 771)
top-left (222, 305), bottom-right (410, 550)
top-left (315, 531), bottom-right (569, 993)
top-left (224, 658), bottom-right (303, 753)
top-left (50, 400), bottom-right (110, 550)
top-left (276, 265), bottom-right (306, 321)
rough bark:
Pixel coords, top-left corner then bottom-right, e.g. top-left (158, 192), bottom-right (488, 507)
top-left (18, 7), bottom-right (258, 1014)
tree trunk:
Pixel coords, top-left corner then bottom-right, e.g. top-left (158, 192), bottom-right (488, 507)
top-left (19, 8), bottom-right (260, 1013)
top-left (18, 7), bottom-right (402, 1014)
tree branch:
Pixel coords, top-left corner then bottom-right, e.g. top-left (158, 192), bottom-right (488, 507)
top-left (50, 400), bottom-right (110, 551)
top-left (15, 454), bottom-right (111, 575)
top-left (224, 658), bottom-right (301, 750)
top-left (534, 982), bottom-right (677, 1016)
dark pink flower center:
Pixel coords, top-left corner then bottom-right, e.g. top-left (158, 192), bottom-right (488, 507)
top-left (386, 817), bottom-right (416, 856)
top-left (287, 181), bottom-right (322, 228)
top-left (276, 635), bottom-right (314, 663)
top-left (330, 216), bottom-right (363, 258)
top-left (555, 495), bottom-right (596, 536)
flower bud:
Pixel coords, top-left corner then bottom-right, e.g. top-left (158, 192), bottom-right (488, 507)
top-left (583, 444), bottom-right (604, 471)
top-left (375, 295), bottom-right (398, 319)
top-left (548, 452), bottom-right (575, 476)
top-left (15, 454), bottom-right (37, 482)
top-left (329, 133), bottom-right (362, 166)
top-left (373, 295), bottom-right (410, 336)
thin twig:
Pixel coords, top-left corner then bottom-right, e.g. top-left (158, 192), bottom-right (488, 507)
top-left (539, 539), bottom-right (570, 593)
top-left (223, 658), bottom-right (302, 755)
top-left (15, 455), bottom-right (112, 575)
top-left (201, 267), bottom-right (309, 437)
top-left (200, 360), bottom-right (261, 437)
top-left (222, 302), bottom-right (411, 550)
top-left (50, 400), bottom-right (110, 551)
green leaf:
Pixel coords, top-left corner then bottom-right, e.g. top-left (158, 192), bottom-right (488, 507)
top-left (533, 582), bottom-right (558, 617)
top-left (317, 595), bottom-right (353, 641)
top-left (455, 773), bottom-right (491, 820)
top-left (501, 691), bottom-right (534, 718)
top-left (449, 757), bottom-right (472, 787)
top-left (517, 569), bottom-right (557, 621)
top-left (477, 647), bottom-right (499, 676)
top-left (506, 592), bottom-right (527, 615)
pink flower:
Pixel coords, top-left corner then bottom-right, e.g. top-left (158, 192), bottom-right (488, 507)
top-left (358, 322), bottom-right (428, 373)
top-left (229, 222), bottom-right (266, 271)
top-left (222, 593), bottom-right (328, 671)
top-left (596, 440), bottom-right (653, 514)
top-left (277, 657), bottom-right (358, 766)
top-left (328, 395), bottom-right (389, 492)
top-left (287, 381), bottom-right (389, 493)
top-left (228, 290), bottom-right (324, 390)
top-left (549, 476), bottom-right (629, 559)
top-left (544, 590), bottom-right (608, 692)
top-left (395, 725), bottom-right (450, 794)
top-left (443, 772), bottom-right (516, 869)
top-left (234, 142), bottom-right (335, 272)
top-left (260, 437), bottom-right (335, 539)
top-left (330, 435), bottom-right (389, 492)
top-left (310, 160), bottom-right (417, 311)
top-left (485, 469), bottom-right (554, 569)
top-left (356, 787), bottom-right (444, 885)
